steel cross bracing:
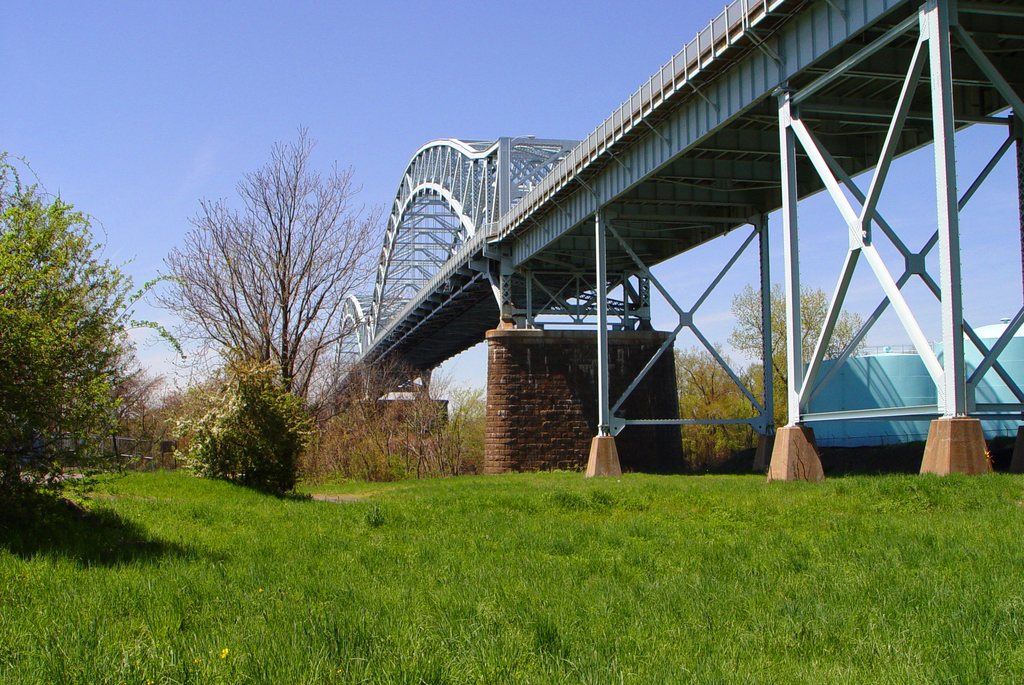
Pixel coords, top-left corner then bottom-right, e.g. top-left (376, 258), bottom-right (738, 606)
top-left (777, 0), bottom-right (1024, 427)
top-left (590, 212), bottom-right (775, 437)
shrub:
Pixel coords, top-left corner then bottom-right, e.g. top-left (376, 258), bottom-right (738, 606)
top-left (302, 371), bottom-right (485, 482)
top-left (181, 361), bottom-right (311, 494)
top-left (364, 504), bottom-right (385, 528)
top-left (0, 155), bottom-right (132, 498)
top-left (304, 396), bottom-right (485, 481)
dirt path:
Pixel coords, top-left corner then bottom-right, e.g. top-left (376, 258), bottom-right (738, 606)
top-left (310, 493), bottom-right (369, 504)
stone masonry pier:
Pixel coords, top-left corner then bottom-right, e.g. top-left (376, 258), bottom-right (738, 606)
top-left (485, 328), bottom-right (682, 473)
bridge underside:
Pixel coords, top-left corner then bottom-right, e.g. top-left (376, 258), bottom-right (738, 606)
top-left (372, 2), bottom-right (1024, 375)
top-left (514, 4), bottom-right (1023, 278)
top-left (373, 273), bottom-right (497, 371)
top-left (352, 0), bottom-right (1024, 477)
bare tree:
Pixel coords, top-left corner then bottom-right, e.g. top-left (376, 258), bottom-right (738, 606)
top-left (162, 129), bottom-right (380, 404)
top-left (113, 353), bottom-right (166, 436)
top-left (303, 360), bottom-right (484, 481)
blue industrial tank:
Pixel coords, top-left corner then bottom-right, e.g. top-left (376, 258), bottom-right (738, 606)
top-left (806, 320), bottom-right (1024, 447)
top-left (965, 321), bottom-right (1024, 406)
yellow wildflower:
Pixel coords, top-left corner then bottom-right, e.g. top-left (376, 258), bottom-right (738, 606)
top-left (220, 648), bottom-right (230, 659)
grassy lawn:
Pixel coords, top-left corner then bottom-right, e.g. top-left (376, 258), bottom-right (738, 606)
top-left (2, 470), bottom-right (1024, 684)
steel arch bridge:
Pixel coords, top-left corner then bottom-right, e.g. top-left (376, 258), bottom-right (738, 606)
top-left (342, 137), bottom-right (576, 368)
top-left (341, 0), bottom-right (1024, 479)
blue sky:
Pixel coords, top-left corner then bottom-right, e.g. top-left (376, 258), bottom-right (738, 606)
top-left (4, 0), bottom-right (1022, 392)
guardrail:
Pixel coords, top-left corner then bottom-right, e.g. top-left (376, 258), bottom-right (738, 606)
top-left (490, 0), bottom-right (793, 241)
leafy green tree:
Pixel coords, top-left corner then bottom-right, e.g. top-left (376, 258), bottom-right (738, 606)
top-left (0, 156), bottom-right (134, 497)
top-left (730, 283), bottom-right (864, 427)
top-left (674, 347), bottom-right (756, 469)
top-left (181, 360), bottom-right (312, 494)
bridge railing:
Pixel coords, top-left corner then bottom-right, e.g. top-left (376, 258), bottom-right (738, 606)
top-left (490, 0), bottom-right (791, 242)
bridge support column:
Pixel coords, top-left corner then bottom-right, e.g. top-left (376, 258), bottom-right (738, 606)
top-left (768, 89), bottom-right (826, 482)
top-left (920, 2), bottom-right (988, 474)
top-left (589, 209), bottom-right (621, 477)
top-left (755, 213), bottom-right (775, 471)
top-left (767, 1), bottom-right (1024, 477)
top-left (484, 329), bottom-right (683, 473)
top-left (586, 436), bottom-right (621, 478)
top-left (1011, 426), bottom-right (1024, 473)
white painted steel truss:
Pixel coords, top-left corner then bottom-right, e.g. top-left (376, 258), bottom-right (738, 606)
top-left (339, 295), bottom-right (371, 360)
top-left (369, 139), bottom-right (499, 338)
top-left (779, 0), bottom-right (1024, 426)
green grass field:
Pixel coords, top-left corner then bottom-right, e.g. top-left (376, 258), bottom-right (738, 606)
top-left (2, 470), bottom-right (1023, 684)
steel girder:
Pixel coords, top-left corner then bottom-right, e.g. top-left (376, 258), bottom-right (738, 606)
top-left (503, 0), bottom-right (1023, 278)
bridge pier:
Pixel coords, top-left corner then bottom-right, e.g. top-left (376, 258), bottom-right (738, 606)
top-left (484, 328), bottom-right (682, 473)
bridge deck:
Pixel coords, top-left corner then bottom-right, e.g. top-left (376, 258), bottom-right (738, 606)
top-left (508, 0), bottom-right (1022, 274)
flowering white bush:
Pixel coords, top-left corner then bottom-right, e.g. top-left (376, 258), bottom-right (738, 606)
top-left (181, 361), bottom-right (311, 494)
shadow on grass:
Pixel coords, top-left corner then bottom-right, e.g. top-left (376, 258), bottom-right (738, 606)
top-left (706, 436), bottom-right (1017, 475)
top-left (0, 490), bottom-right (200, 567)
top-left (710, 444), bottom-right (925, 475)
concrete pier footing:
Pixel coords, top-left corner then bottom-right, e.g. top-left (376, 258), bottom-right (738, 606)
top-left (586, 436), bottom-right (622, 477)
top-left (767, 425), bottom-right (824, 482)
top-left (1011, 426), bottom-right (1024, 474)
top-left (920, 417), bottom-right (990, 475)
top-left (752, 433), bottom-right (774, 472)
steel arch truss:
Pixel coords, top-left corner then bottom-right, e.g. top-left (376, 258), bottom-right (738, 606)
top-left (340, 294), bottom-right (371, 361)
top-left (370, 139), bottom-right (500, 337)
top-left (778, 0), bottom-right (1024, 426)
top-left (348, 137), bottom-right (575, 368)
top-left (498, 138), bottom-right (581, 216)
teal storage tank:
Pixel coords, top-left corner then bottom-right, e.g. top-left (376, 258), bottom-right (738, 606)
top-left (965, 320), bottom-right (1024, 407)
top-left (806, 321), bottom-right (1024, 447)
top-left (807, 352), bottom-right (933, 446)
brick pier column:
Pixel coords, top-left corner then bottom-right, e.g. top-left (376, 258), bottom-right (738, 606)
top-left (485, 328), bottom-right (683, 473)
